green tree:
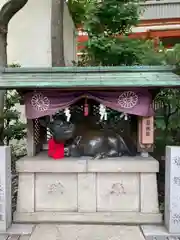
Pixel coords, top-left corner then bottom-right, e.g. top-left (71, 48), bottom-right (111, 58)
top-left (154, 45), bottom-right (180, 144)
top-left (83, 0), bottom-right (142, 66)
top-left (165, 44), bottom-right (180, 67)
top-left (67, 0), bottom-right (94, 26)
top-left (70, 0), bottom-right (166, 66)
top-left (2, 64), bottom-right (26, 146)
top-left (152, 45), bottom-right (180, 160)
top-left (3, 90), bottom-right (26, 146)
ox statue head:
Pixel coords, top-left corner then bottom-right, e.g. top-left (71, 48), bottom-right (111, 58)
top-left (39, 112), bottom-right (75, 143)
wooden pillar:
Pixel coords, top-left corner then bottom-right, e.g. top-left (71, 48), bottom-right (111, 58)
top-left (138, 116), bottom-right (154, 157)
top-left (40, 125), bottom-right (47, 145)
top-left (26, 119), bottom-right (35, 157)
top-left (27, 118), bottom-right (44, 156)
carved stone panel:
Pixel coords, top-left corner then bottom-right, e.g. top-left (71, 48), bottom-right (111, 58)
top-left (16, 173), bottom-right (35, 213)
top-left (35, 173), bottom-right (78, 211)
top-left (97, 173), bottom-right (139, 211)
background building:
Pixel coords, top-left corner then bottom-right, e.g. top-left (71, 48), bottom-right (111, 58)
top-left (77, 0), bottom-right (180, 54)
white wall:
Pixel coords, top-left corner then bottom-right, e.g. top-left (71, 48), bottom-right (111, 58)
top-left (7, 0), bottom-right (52, 67)
top-left (0, 0), bottom-right (77, 67)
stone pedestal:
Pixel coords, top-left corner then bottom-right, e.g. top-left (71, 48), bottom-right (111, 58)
top-left (14, 152), bottom-right (161, 224)
top-left (0, 147), bottom-right (12, 232)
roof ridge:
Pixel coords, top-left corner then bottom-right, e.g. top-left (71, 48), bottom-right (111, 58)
top-left (1, 65), bottom-right (174, 74)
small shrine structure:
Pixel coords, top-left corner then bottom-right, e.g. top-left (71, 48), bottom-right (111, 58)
top-left (0, 65), bottom-right (180, 226)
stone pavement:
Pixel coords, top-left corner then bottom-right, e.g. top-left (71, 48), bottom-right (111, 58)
top-left (0, 224), bottom-right (34, 240)
top-left (0, 224), bottom-right (146, 240)
top-left (0, 236), bottom-right (29, 240)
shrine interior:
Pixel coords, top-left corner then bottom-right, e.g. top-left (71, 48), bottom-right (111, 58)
top-left (38, 98), bottom-right (139, 159)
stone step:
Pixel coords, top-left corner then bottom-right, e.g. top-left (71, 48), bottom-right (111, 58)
top-left (29, 224), bottom-right (145, 240)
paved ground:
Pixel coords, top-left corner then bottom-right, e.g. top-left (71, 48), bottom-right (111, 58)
top-left (0, 224), bottom-right (145, 240)
top-left (0, 236), bottom-right (30, 240)
top-left (0, 224), bottom-right (34, 240)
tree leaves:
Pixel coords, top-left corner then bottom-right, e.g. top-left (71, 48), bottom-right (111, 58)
top-left (3, 90), bottom-right (26, 146)
top-left (67, 0), bottom-right (95, 26)
top-left (2, 64), bottom-right (26, 146)
top-left (70, 0), bottom-right (170, 66)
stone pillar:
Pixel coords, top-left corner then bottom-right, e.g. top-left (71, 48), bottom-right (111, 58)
top-left (141, 146), bottom-right (180, 239)
top-left (165, 146), bottom-right (180, 233)
top-left (27, 119), bottom-right (35, 157)
top-left (0, 146), bottom-right (11, 231)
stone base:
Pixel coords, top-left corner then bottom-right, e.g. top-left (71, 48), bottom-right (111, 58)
top-left (15, 152), bottom-right (161, 224)
top-left (14, 211), bottom-right (162, 224)
top-left (141, 225), bottom-right (180, 240)
top-left (28, 224), bottom-right (145, 240)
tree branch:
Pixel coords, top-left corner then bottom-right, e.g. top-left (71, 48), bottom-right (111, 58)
top-left (0, 0), bottom-right (28, 30)
top-left (168, 107), bottom-right (179, 118)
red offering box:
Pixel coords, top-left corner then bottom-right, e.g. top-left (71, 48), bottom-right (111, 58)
top-left (48, 138), bottom-right (64, 160)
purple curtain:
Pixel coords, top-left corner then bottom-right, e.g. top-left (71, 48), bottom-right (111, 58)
top-left (24, 90), bottom-right (154, 119)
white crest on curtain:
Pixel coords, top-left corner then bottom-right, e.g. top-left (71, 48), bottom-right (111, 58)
top-left (31, 93), bottom-right (50, 112)
top-left (118, 91), bottom-right (138, 109)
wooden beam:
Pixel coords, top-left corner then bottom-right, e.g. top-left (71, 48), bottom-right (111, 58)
top-left (140, 18), bottom-right (180, 26)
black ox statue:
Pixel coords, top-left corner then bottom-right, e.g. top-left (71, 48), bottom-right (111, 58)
top-left (39, 112), bottom-right (137, 159)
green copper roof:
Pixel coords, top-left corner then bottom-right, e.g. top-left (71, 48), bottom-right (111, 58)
top-left (0, 66), bottom-right (179, 89)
